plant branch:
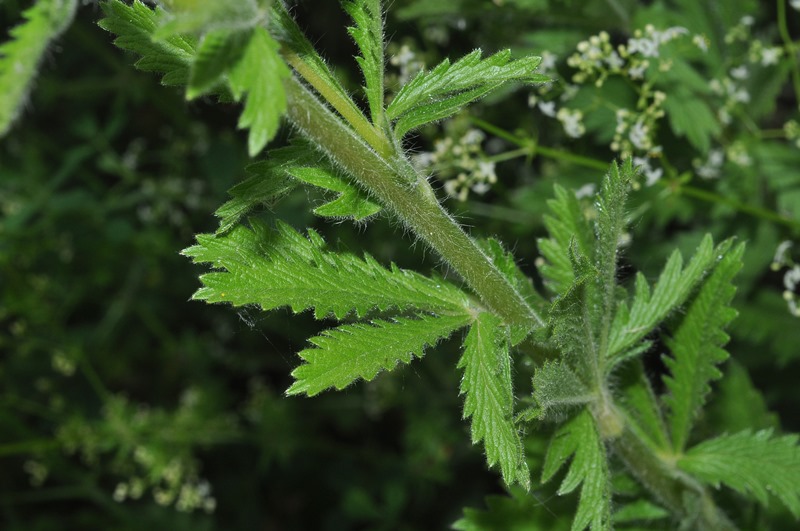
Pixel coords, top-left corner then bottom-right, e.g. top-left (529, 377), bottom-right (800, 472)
top-left (282, 75), bottom-right (542, 329)
top-left (608, 414), bottom-right (737, 530)
top-left (282, 49), bottom-right (394, 158)
top-left (777, 0), bottom-right (800, 109)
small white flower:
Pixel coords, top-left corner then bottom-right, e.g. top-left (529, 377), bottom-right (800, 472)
top-left (741, 15), bottom-right (755, 26)
top-left (557, 108), bottom-right (585, 138)
top-left (760, 47), bottom-right (783, 66)
top-left (540, 51), bottom-right (557, 72)
top-left (629, 120), bottom-right (650, 150)
top-left (693, 34), bottom-right (709, 52)
top-left (574, 183), bottom-right (597, 199)
top-left (785, 265), bottom-right (800, 292)
top-left (774, 240), bottom-right (794, 266)
top-left (628, 37), bottom-right (659, 57)
top-left (730, 65), bottom-right (749, 80)
top-left (628, 62), bottom-right (648, 79)
top-left (538, 101), bottom-right (557, 117)
top-left (792, 0), bottom-right (800, 11)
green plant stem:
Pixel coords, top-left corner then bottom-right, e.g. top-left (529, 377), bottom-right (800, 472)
top-left (282, 75), bottom-right (542, 329)
top-left (283, 50), bottom-right (394, 159)
top-left (777, 0), bottom-right (800, 109)
top-left (608, 419), bottom-right (736, 530)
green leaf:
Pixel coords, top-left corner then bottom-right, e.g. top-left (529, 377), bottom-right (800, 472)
top-left (664, 88), bottom-right (720, 154)
top-left (268, 2), bottom-right (363, 126)
top-left (155, 0), bottom-right (265, 38)
top-left (453, 491), bottom-right (565, 530)
top-left (616, 361), bottom-right (669, 452)
top-left (542, 409), bottom-right (612, 531)
top-left (592, 160), bottom-right (632, 357)
top-left (458, 313), bottom-right (530, 489)
top-left (612, 499), bottom-right (669, 524)
top-left (344, 0), bottom-right (384, 126)
top-left (663, 242), bottom-right (744, 452)
top-left (287, 314), bottom-right (470, 396)
top-left (607, 235), bottom-right (719, 366)
top-left (678, 430), bottom-right (800, 517)
top-left (183, 220), bottom-right (471, 319)
top-left (0, 0), bottom-right (77, 136)
top-left (286, 166), bottom-right (381, 221)
top-left (527, 360), bottom-right (592, 422)
top-left (386, 49), bottom-right (547, 136)
top-left (227, 27), bottom-right (290, 156)
top-left (187, 29), bottom-right (251, 99)
top-left (537, 183), bottom-right (595, 296)
top-left (476, 238), bottom-right (548, 342)
top-left (99, 0), bottom-right (196, 87)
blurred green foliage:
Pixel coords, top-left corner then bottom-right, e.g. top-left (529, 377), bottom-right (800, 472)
top-left (2, 0), bottom-right (799, 529)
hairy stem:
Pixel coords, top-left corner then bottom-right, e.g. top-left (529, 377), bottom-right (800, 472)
top-left (282, 75), bottom-right (542, 329)
top-left (608, 418), bottom-right (736, 530)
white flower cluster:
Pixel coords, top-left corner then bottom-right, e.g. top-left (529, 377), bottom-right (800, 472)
top-left (772, 241), bottom-right (800, 317)
top-left (413, 127), bottom-right (498, 201)
top-left (566, 25), bottom-right (689, 86)
top-left (694, 149), bottom-right (725, 179)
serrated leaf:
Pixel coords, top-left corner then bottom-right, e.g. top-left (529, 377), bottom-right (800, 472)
top-left (227, 27), bottom-right (289, 156)
top-left (287, 314), bottom-right (469, 396)
top-left (344, 0), bottom-right (384, 126)
top-left (616, 360), bottom-right (669, 451)
top-left (453, 491), bottom-right (561, 530)
top-left (607, 235), bottom-right (720, 366)
top-left (183, 220), bottom-right (471, 319)
top-left (155, 0), bottom-right (264, 38)
top-left (458, 313), bottom-right (529, 489)
top-left (663, 242), bottom-right (744, 452)
top-left (537, 183), bottom-right (595, 296)
top-left (612, 499), bottom-right (669, 524)
top-left (542, 409), bottom-right (612, 531)
top-left (0, 0), bottom-right (77, 136)
top-left (386, 49), bottom-right (547, 136)
top-left (592, 160), bottom-right (632, 358)
top-left (99, 0), bottom-right (195, 86)
top-left (678, 430), bottom-right (800, 517)
top-left (286, 166), bottom-right (381, 220)
top-left (213, 145), bottom-right (305, 233)
top-left (548, 258), bottom-right (598, 382)
top-left (187, 29), bottom-right (251, 99)
top-left (528, 360), bottom-right (592, 421)
top-left (476, 238), bottom-right (548, 341)
top-left (664, 88), bottom-right (720, 154)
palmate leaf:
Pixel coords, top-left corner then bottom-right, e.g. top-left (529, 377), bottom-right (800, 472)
top-left (345, 0), bottom-right (385, 126)
top-left (606, 235), bottom-right (720, 367)
top-left (663, 242), bottom-right (744, 452)
top-left (182, 220), bottom-right (470, 320)
top-left (0, 0), bottom-right (77, 136)
top-left (386, 49), bottom-right (547, 137)
top-left (678, 430), bottom-right (800, 517)
top-left (542, 409), bottom-right (612, 531)
top-left (458, 313), bottom-right (530, 489)
top-left (99, 0), bottom-right (195, 86)
top-left (287, 314), bottom-right (469, 396)
top-left (227, 27), bottom-right (290, 156)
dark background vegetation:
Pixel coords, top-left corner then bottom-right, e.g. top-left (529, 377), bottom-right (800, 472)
top-left (1, 0), bottom-right (798, 529)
